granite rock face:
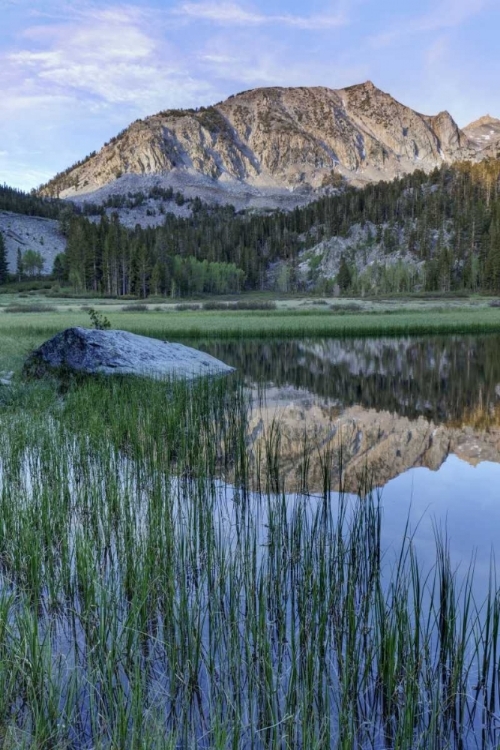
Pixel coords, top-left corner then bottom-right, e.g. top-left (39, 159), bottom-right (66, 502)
top-left (25, 328), bottom-right (234, 380)
top-left (463, 115), bottom-right (500, 159)
top-left (0, 211), bottom-right (65, 276)
top-left (39, 82), bottom-right (484, 202)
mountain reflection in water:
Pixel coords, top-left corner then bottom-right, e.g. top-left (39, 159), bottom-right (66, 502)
top-left (198, 335), bottom-right (500, 492)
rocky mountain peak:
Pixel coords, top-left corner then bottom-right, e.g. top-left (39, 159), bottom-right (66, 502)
top-left (465, 114), bottom-right (500, 129)
top-left (343, 79), bottom-right (379, 92)
top-left (463, 113), bottom-right (500, 158)
top-left (38, 81), bottom-right (491, 205)
top-left (427, 110), bottom-right (467, 153)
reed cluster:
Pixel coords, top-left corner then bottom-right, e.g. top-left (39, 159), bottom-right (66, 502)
top-left (0, 372), bottom-right (499, 748)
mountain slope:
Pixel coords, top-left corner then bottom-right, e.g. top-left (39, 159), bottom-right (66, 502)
top-left (463, 115), bottom-right (500, 159)
top-left (39, 82), bottom-right (483, 202)
top-left (0, 212), bottom-right (65, 275)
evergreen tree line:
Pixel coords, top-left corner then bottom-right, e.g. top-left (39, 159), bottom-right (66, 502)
top-left (60, 160), bottom-right (500, 295)
top-left (3, 159), bottom-right (500, 295)
top-left (0, 183), bottom-right (190, 221)
top-left (0, 184), bottom-right (64, 219)
top-left (57, 214), bottom-right (245, 296)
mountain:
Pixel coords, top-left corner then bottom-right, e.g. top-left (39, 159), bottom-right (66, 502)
top-left (38, 82), bottom-right (485, 206)
top-left (463, 115), bottom-right (500, 159)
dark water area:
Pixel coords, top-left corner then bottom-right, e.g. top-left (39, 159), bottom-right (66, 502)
top-left (198, 334), bottom-right (500, 424)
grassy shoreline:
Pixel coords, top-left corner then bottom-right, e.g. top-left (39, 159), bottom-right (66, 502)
top-left (3, 302), bottom-right (500, 377)
top-left (3, 306), bottom-right (500, 343)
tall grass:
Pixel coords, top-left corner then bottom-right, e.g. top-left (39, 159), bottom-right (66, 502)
top-left (3, 304), bottom-right (500, 345)
top-left (0, 371), bottom-right (499, 747)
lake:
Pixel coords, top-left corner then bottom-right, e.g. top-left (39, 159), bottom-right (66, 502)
top-left (199, 335), bottom-right (500, 589)
top-left (2, 331), bottom-right (500, 748)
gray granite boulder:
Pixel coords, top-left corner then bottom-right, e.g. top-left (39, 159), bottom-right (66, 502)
top-left (25, 327), bottom-right (234, 380)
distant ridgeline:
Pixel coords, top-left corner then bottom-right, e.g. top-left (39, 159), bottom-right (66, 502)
top-left (3, 159), bottom-right (500, 295)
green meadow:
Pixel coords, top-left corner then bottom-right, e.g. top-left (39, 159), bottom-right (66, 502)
top-left (1, 296), bottom-right (500, 373)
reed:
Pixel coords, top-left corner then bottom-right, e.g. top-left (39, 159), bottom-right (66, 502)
top-left (0, 363), bottom-right (499, 747)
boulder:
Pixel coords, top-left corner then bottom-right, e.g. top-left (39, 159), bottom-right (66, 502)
top-left (24, 327), bottom-right (234, 380)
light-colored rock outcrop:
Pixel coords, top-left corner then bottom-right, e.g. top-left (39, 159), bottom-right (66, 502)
top-left (39, 82), bottom-right (486, 203)
top-left (463, 114), bottom-right (500, 157)
top-left (0, 211), bottom-right (66, 274)
top-left (25, 328), bottom-right (234, 380)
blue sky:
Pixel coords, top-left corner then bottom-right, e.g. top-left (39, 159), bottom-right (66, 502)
top-left (1, 0), bottom-right (499, 190)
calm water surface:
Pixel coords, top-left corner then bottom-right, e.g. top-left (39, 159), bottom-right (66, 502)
top-left (199, 335), bottom-right (500, 584)
top-left (2, 333), bottom-right (500, 747)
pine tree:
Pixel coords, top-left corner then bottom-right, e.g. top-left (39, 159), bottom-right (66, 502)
top-left (0, 232), bottom-right (8, 284)
top-left (337, 255), bottom-right (352, 292)
top-left (52, 254), bottom-right (67, 282)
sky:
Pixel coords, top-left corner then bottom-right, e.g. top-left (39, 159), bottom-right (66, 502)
top-left (1, 0), bottom-right (499, 191)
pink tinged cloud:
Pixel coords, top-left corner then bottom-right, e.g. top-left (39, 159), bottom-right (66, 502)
top-left (4, 7), bottom-right (221, 113)
top-left (173, 1), bottom-right (347, 30)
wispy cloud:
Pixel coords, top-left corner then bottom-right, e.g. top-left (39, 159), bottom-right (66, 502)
top-left (199, 32), bottom-right (367, 89)
top-left (371, 0), bottom-right (491, 47)
top-left (0, 162), bottom-right (54, 191)
top-left (417, 0), bottom-right (491, 31)
top-left (4, 5), bottom-right (220, 112)
top-left (425, 35), bottom-right (450, 66)
top-left (173, 1), bottom-right (347, 30)
top-left (0, 1), bottom-right (228, 187)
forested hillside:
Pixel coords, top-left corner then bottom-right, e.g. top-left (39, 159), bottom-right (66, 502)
top-left (2, 159), bottom-right (500, 296)
top-left (60, 160), bottom-right (500, 296)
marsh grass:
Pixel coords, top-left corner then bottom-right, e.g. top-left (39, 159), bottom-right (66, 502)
top-left (3, 304), bottom-right (57, 313)
top-left (4, 305), bottom-right (500, 347)
top-left (0, 370), bottom-right (500, 747)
